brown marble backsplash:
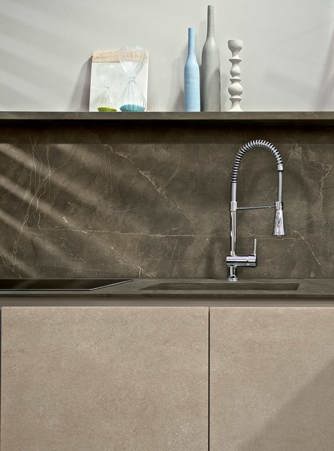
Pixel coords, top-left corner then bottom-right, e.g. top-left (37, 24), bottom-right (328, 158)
top-left (0, 121), bottom-right (333, 279)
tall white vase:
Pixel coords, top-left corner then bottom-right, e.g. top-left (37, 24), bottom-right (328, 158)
top-left (228, 40), bottom-right (243, 112)
top-left (201, 5), bottom-right (221, 111)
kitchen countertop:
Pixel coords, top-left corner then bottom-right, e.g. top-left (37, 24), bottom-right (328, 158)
top-left (0, 278), bottom-right (334, 299)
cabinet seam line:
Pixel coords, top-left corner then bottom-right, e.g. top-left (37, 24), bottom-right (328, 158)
top-left (208, 307), bottom-right (210, 451)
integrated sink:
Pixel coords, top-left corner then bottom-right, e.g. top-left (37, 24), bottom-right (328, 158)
top-left (143, 281), bottom-right (299, 291)
top-left (0, 279), bottom-right (131, 291)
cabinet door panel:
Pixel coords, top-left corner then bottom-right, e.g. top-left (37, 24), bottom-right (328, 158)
top-left (211, 307), bottom-right (334, 451)
top-left (2, 307), bottom-right (208, 451)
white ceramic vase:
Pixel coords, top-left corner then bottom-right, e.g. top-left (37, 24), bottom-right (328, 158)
top-left (228, 39), bottom-right (243, 112)
top-left (201, 5), bottom-right (221, 111)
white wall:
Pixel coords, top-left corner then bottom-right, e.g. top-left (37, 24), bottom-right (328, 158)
top-left (0, 0), bottom-right (333, 111)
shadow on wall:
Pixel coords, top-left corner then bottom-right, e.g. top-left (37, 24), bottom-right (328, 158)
top-left (0, 4), bottom-right (91, 110)
top-left (169, 45), bottom-right (187, 112)
top-left (316, 30), bottom-right (334, 109)
top-left (0, 128), bottom-right (330, 279)
top-left (69, 58), bottom-right (92, 111)
top-left (239, 360), bottom-right (334, 451)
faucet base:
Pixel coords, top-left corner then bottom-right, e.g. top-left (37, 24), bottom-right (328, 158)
top-left (228, 267), bottom-right (238, 282)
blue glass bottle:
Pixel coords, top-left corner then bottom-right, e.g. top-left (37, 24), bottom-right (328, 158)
top-left (184, 28), bottom-right (200, 112)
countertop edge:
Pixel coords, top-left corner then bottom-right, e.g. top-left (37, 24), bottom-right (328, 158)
top-left (0, 279), bottom-right (332, 299)
top-left (2, 111), bottom-right (334, 123)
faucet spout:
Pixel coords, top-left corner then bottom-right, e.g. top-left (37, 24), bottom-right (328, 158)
top-left (226, 139), bottom-right (285, 281)
top-left (274, 202), bottom-right (285, 236)
top-left (273, 168), bottom-right (285, 236)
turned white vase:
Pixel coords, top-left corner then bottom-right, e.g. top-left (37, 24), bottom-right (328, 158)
top-left (228, 39), bottom-right (243, 112)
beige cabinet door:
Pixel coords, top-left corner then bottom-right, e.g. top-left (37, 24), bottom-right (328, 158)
top-left (210, 307), bottom-right (334, 451)
top-left (2, 307), bottom-right (208, 451)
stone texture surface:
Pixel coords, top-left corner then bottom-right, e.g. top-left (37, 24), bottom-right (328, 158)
top-left (210, 307), bottom-right (334, 451)
top-left (1, 306), bottom-right (208, 451)
top-left (0, 121), bottom-right (332, 278)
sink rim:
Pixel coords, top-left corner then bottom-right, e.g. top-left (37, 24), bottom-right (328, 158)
top-left (142, 281), bottom-right (300, 291)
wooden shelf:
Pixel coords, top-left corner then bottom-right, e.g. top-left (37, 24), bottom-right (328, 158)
top-left (0, 111), bottom-right (334, 125)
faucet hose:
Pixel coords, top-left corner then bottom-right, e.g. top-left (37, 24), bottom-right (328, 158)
top-left (231, 139), bottom-right (284, 184)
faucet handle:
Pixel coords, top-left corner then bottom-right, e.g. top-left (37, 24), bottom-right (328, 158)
top-left (226, 238), bottom-right (257, 268)
top-left (253, 238), bottom-right (257, 257)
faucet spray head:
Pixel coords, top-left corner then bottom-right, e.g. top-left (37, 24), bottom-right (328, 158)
top-left (273, 202), bottom-right (285, 236)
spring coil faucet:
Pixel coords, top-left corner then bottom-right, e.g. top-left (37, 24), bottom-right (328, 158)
top-left (226, 139), bottom-right (285, 281)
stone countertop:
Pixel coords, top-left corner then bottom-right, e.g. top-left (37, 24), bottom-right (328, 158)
top-left (0, 279), bottom-right (334, 299)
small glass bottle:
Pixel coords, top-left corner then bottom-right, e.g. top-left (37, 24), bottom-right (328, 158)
top-left (120, 47), bottom-right (146, 112)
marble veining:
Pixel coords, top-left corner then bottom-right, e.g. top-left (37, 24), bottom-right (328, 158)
top-left (0, 121), bottom-right (333, 279)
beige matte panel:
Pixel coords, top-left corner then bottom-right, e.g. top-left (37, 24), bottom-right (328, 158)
top-left (210, 307), bottom-right (334, 451)
top-left (1, 307), bottom-right (208, 451)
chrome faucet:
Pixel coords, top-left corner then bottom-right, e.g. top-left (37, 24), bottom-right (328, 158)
top-left (226, 139), bottom-right (285, 282)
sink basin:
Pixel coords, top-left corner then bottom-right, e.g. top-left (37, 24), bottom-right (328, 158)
top-left (142, 281), bottom-right (299, 291)
top-left (0, 278), bottom-right (131, 291)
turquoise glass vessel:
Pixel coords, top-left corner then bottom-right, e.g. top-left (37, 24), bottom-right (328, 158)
top-left (184, 28), bottom-right (200, 112)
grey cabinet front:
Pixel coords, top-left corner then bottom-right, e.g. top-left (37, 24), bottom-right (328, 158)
top-left (1, 307), bottom-right (208, 451)
top-left (210, 307), bottom-right (334, 451)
